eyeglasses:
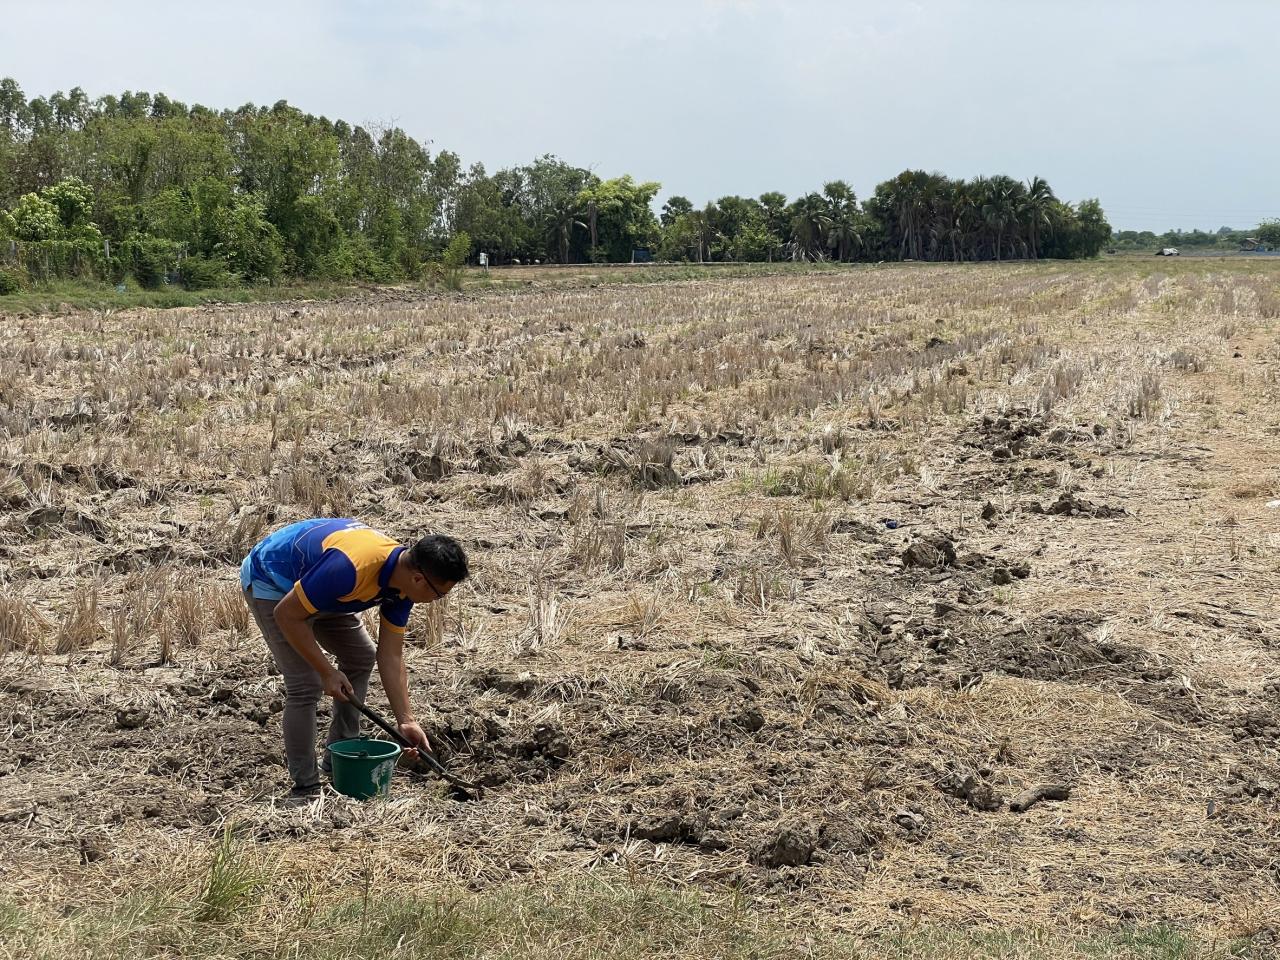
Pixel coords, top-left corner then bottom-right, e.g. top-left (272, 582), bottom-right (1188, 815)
top-left (423, 576), bottom-right (446, 602)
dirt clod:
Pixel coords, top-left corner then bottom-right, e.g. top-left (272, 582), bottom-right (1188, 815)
top-left (936, 766), bottom-right (1004, 812)
top-left (1043, 490), bottom-right (1124, 519)
top-left (629, 815), bottom-right (698, 845)
top-left (755, 823), bottom-right (817, 868)
top-left (901, 534), bottom-right (957, 570)
top-left (114, 707), bottom-right (149, 730)
top-left (1009, 783), bottom-right (1072, 813)
top-left (731, 706), bottom-right (766, 733)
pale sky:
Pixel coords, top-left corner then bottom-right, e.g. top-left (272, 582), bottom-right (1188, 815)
top-left (5, 0), bottom-right (1279, 231)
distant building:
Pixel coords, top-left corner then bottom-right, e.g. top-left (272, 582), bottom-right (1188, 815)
top-left (1240, 238), bottom-right (1272, 252)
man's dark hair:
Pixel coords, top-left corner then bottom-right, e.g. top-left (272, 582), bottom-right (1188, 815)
top-left (408, 534), bottom-right (469, 583)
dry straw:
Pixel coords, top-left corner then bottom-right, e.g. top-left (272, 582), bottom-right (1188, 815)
top-left (2, 261), bottom-right (1280, 946)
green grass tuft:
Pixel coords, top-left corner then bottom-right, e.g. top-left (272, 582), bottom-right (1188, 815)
top-left (195, 827), bottom-right (265, 924)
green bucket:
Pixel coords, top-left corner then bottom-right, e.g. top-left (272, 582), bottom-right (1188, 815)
top-left (327, 738), bottom-right (402, 800)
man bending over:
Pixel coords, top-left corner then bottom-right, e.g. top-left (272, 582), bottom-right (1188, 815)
top-left (240, 518), bottom-right (468, 796)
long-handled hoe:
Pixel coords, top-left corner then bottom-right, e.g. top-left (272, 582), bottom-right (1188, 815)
top-left (348, 696), bottom-right (482, 800)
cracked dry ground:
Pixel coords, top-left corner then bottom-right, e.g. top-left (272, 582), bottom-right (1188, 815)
top-left (2, 260), bottom-right (1279, 937)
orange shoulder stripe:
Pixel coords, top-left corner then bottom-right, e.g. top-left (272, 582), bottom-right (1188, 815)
top-left (321, 528), bottom-right (398, 603)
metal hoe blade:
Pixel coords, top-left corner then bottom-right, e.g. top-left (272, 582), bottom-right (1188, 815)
top-left (348, 697), bottom-right (482, 796)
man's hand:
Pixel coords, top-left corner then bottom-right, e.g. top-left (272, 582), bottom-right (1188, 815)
top-left (322, 669), bottom-right (354, 702)
top-left (397, 720), bottom-right (431, 760)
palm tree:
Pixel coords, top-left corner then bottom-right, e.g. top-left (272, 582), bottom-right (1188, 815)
top-left (895, 172), bottom-right (924, 260)
top-left (1006, 179), bottom-right (1030, 258)
top-left (894, 170), bottom-right (948, 260)
top-left (789, 193), bottom-right (831, 261)
top-left (918, 174), bottom-right (951, 261)
top-left (927, 178), bottom-right (965, 262)
top-left (980, 176), bottom-right (1020, 261)
top-left (826, 217), bottom-right (861, 261)
top-left (690, 206), bottom-right (713, 262)
top-left (957, 181), bottom-right (986, 261)
top-left (1020, 177), bottom-right (1056, 259)
top-left (822, 181), bottom-right (861, 261)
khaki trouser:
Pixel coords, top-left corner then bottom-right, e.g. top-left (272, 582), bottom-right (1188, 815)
top-left (243, 588), bottom-right (376, 789)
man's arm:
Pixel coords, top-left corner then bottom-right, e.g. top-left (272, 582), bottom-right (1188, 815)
top-left (273, 588), bottom-right (353, 701)
top-left (375, 624), bottom-right (430, 756)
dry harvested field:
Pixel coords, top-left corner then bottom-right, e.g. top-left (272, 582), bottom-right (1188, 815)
top-left (3, 260), bottom-right (1280, 954)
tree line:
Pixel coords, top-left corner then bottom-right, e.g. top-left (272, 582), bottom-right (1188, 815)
top-left (0, 79), bottom-right (1115, 292)
top-left (1111, 224), bottom-right (1280, 253)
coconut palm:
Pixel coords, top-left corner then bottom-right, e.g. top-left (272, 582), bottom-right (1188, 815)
top-left (1020, 176), bottom-right (1056, 259)
top-left (980, 176), bottom-right (1022, 261)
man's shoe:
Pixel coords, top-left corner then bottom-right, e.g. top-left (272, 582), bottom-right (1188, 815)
top-left (289, 782), bottom-right (322, 799)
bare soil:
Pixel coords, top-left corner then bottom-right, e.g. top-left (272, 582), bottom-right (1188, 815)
top-left (1, 260), bottom-right (1279, 938)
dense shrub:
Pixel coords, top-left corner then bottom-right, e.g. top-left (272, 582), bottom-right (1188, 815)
top-left (315, 233), bottom-right (395, 282)
top-left (213, 197), bottom-right (285, 283)
top-left (177, 255), bottom-right (236, 290)
top-left (0, 267), bottom-right (26, 294)
top-left (10, 193), bottom-right (60, 241)
top-left (421, 231), bottom-right (471, 291)
top-left (121, 234), bottom-right (182, 289)
top-left (12, 238), bottom-right (107, 281)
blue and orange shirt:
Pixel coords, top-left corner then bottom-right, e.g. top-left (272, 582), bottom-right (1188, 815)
top-left (240, 519), bottom-right (412, 634)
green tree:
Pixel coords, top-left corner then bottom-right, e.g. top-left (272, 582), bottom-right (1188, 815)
top-left (1042, 199), bottom-right (1112, 259)
top-left (661, 195), bottom-right (693, 228)
top-left (574, 176), bottom-right (660, 262)
top-left (0, 75), bottom-right (1119, 285)
top-left (213, 195), bottom-right (284, 282)
top-left (729, 222), bottom-right (778, 262)
top-left (1020, 176), bottom-right (1056, 258)
top-left (658, 209), bottom-right (711, 262)
top-left (511, 155), bottom-right (596, 263)
top-left (452, 163), bottom-right (530, 264)
top-left (704, 196), bottom-right (765, 260)
top-left (10, 192), bottom-right (60, 240)
top-left (43, 176), bottom-right (94, 230)
top-left (1069, 199), bottom-right (1112, 258)
top-left (0, 77), bottom-right (30, 137)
